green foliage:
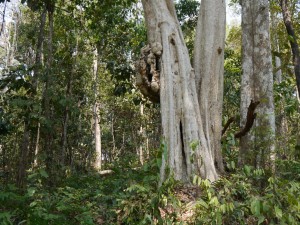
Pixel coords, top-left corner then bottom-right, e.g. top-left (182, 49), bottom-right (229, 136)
top-left (276, 159), bottom-right (300, 181)
top-left (193, 167), bottom-right (300, 225)
top-left (222, 133), bottom-right (238, 172)
top-left (1, 0), bottom-right (300, 224)
top-left (175, 0), bottom-right (199, 57)
top-left (1, 155), bottom-right (300, 224)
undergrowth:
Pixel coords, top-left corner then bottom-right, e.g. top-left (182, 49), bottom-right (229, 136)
top-left (1, 159), bottom-right (300, 224)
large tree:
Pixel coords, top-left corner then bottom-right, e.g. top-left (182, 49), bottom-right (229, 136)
top-left (239, 0), bottom-right (276, 169)
top-left (136, 0), bottom-right (226, 182)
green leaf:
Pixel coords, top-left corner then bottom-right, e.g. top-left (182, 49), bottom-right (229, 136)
top-left (244, 165), bottom-right (251, 176)
top-left (274, 206), bottom-right (282, 219)
top-left (189, 140), bottom-right (199, 151)
top-left (230, 161), bottom-right (235, 170)
top-left (39, 169), bottom-right (49, 178)
top-left (197, 199), bottom-right (209, 209)
top-left (27, 187), bottom-right (36, 197)
top-left (258, 215), bottom-right (265, 225)
top-left (251, 198), bottom-right (261, 216)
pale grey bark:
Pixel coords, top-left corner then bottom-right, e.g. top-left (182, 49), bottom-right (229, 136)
top-left (4, 9), bottom-right (19, 69)
top-left (0, 0), bottom-right (7, 36)
top-left (271, 12), bottom-right (290, 156)
top-left (139, 104), bottom-right (144, 165)
top-left (194, 0), bottom-right (226, 173)
top-left (239, 0), bottom-right (276, 169)
top-left (274, 40), bottom-right (282, 84)
top-left (33, 123), bottom-right (40, 167)
top-left (93, 48), bottom-right (102, 171)
top-left (5, 12), bottom-right (18, 67)
top-left (142, 0), bottom-right (218, 182)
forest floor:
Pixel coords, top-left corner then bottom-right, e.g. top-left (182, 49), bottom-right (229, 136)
top-left (1, 158), bottom-right (300, 224)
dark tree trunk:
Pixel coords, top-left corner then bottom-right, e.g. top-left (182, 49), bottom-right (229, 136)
top-left (17, 122), bottom-right (30, 188)
top-left (279, 0), bottom-right (300, 97)
top-left (43, 9), bottom-right (55, 185)
top-left (33, 7), bottom-right (47, 89)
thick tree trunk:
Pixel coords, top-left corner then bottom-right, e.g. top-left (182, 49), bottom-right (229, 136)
top-left (141, 0), bottom-right (218, 182)
top-left (193, 0), bottom-right (226, 173)
top-left (239, 0), bottom-right (276, 169)
top-left (279, 0), bottom-right (300, 97)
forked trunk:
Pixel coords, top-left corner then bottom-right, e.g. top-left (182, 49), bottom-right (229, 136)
top-left (141, 0), bottom-right (218, 182)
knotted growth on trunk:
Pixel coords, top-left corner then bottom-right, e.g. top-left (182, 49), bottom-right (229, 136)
top-left (135, 42), bottom-right (162, 103)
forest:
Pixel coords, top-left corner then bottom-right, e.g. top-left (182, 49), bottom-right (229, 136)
top-left (0, 0), bottom-right (300, 224)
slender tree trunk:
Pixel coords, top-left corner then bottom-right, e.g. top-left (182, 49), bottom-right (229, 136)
top-left (33, 7), bottom-right (46, 89)
top-left (141, 0), bottom-right (218, 182)
top-left (273, 37), bottom-right (282, 84)
top-left (279, 0), bottom-right (300, 97)
top-left (43, 9), bottom-right (54, 183)
top-left (33, 123), bottom-right (40, 167)
top-left (239, 0), bottom-right (276, 170)
top-left (92, 47), bottom-right (102, 171)
top-left (0, 0), bottom-right (7, 36)
top-left (146, 137), bottom-right (149, 160)
top-left (61, 83), bottom-right (70, 166)
top-left (271, 11), bottom-right (289, 156)
top-left (61, 38), bottom-right (78, 167)
top-left (4, 17), bottom-right (11, 69)
top-left (33, 8), bottom-right (46, 167)
top-left (6, 10), bottom-right (18, 67)
top-left (193, 0), bottom-right (226, 173)
top-left (17, 121), bottom-right (30, 188)
top-left (111, 115), bottom-right (116, 159)
top-left (139, 104), bottom-right (144, 165)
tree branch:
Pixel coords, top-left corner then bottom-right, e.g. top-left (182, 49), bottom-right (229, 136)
top-left (235, 100), bottom-right (260, 138)
top-left (222, 116), bottom-right (235, 135)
